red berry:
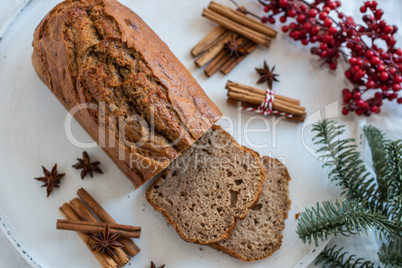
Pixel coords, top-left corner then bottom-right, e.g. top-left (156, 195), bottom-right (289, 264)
top-left (356, 99), bottom-right (365, 107)
top-left (370, 106), bottom-right (378, 113)
top-left (301, 39), bottom-right (309, 45)
top-left (345, 70), bottom-right (352, 78)
top-left (279, 0), bottom-right (288, 7)
top-left (389, 67), bottom-right (396, 75)
top-left (380, 71), bottom-right (389, 81)
top-left (319, 12), bottom-right (328, 20)
top-left (354, 44), bottom-right (362, 51)
top-left (375, 92), bottom-right (383, 99)
top-left (345, 91), bottom-right (353, 100)
top-left (342, 88), bottom-right (350, 95)
top-left (392, 84), bottom-right (401, 91)
top-left (362, 102), bottom-right (369, 110)
top-left (320, 43), bottom-right (328, 50)
top-left (366, 80), bottom-right (375, 88)
top-left (282, 25), bottom-right (289, 32)
top-left (375, 107), bottom-right (381, 113)
top-left (349, 57), bottom-right (357, 65)
top-left (352, 65), bottom-right (360, 73)
top-left (356, 69), bottom-right (366, 78)
top-left (328, 27), bottom-right (337, 35)
top-left (303, 22), bottom-right (312, 31)
top-left (311, 26), bottom-right (320, 35)
top-left (370, 56), bottom-right (381, 66)
top-left (324, 18), bottom-right (333, 27)
top-left (297, 14), bottom-right (306, 23)
top-left (310, 35), bottom-right (318, 42)
top-left (377, 64), bottom-right (385, 72)
top-left (329, 63), bottom-right (337, 70)
top-left (261, 16), bottom-right (268, 23)
top-left (309, 9), bottom-right (318, 18)
top-left (264, 6), bottom-right (270, 12)
top-left (356, 108), bottom-right (364, 115)
top-left (360, 6), bottom-right (367, 13)
top-left (269, 17), bottom-right (276, 23)
top-left (381, 84), bottom-right (389, 91)
top-left (342, 108), bottom-right (349, 115)
top-left (365, 50), bottom-right (374, 58)
top-left (388, 93), bottom-right (397, 100)
top-left (397, 48), bottom-right (402, 56)
top-left (300, 4), bottom-right (307, 12)
top-left (328, 2), bottom-right (337, 9)
top-left (353, 91), bottom-right (361, 99)
top-left (375, 9), bottom-right (383, 20)
top-left (397, 98), bottom-right (402, 104)
top-left (288, 9), bottom-right (297, 17)
top-left (394, 75), bottom-right (402, 83)
top-left (280, 16), bottom-right (287, 23)
top-left (323, 7), bottom-right (331, 13)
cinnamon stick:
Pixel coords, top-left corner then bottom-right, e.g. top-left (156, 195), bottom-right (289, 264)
top-left (57, 220), bottom-right (141, 239)
top-left (228, 91), bottom-right (304, 116)
top-left (204, 50), bottom-right (231, 77)
top-left (194, 31), bottom-right (231, 68)
top-left (208, 1), bottom-right (277, 39)
top-left (227, 86), bottom-right (305, 112)
top-left (227, 98), bottom-right (306, 123)
top-left (202, 8), bottom-right (271, 48)
top-left (226, 81), bottom-right (301, 105)
top-left (69, 198), bottom-right (131, 267)
top-left (220, 41), bottom-right (257, 74)
top-left (191, 26), bottom-right (227, 57)
top-left (59, 203), bottom-right (119, 268)
top-left (57, 219), bottom-right (141, 233)
top-left (77, 188), bottom-right (141, 257)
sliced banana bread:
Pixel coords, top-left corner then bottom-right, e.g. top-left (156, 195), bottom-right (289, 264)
top-left (146, 125), bottom-right (264, 244)
top-left (210, 156), bottom-right (291, 262)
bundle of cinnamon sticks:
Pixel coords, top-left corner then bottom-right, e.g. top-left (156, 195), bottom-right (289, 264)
top-left (226, 81), bottom-right (307, 123)
top-left (58, 188), bottom-right (140, 268)
top-left (192, 1), bottom-right (277, 77)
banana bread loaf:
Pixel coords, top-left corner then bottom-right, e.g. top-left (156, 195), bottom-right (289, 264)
top-left (210, 157), bottom-right (291, 262)
top-left (146, 125), bottom-right (264, 244)
top-left (32, 0), bottom-right (222, 187)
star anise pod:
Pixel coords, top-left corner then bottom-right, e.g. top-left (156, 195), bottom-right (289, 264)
top-left (89, 225), bottom-right (123, 257)
top-left (35, 164), bottom-right (65, 197)
top-left (72, 151), bottom-right (102, 179)
top-left (224, 34), bottom-right (247, 58)
top-left (255, 60), bottom-right (280, 89)
top-left (150, 261), bottom-right (165, 268)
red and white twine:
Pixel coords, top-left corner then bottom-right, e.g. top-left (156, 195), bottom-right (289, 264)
top-left (241, 89), bottom-right (293, 118)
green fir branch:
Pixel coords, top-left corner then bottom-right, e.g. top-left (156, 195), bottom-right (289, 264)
top-left (364, 125), bottom-right (390, 202)
top-left (296, 199), bottom-right (399, 246)
top-left (312, 120), bottom-right (381, 210)
top-left (315, 245), bottom-right (376, 268)
top-left (378, 240), bottom-right (402, 268)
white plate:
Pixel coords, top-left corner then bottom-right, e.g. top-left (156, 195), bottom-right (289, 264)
top-left (0, 0), bottom-right (359, 267)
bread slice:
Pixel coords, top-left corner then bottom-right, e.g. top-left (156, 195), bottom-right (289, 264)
top-left (210, 156), bottom-right (291, 262)
top-left (146, 125), bottom-right (264, 244)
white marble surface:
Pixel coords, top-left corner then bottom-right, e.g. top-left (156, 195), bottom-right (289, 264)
top-left (0, 0), bottom-right (400, 267)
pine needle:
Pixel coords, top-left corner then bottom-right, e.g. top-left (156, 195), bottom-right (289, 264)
top-left (315, 245), bottom-right (376, 268)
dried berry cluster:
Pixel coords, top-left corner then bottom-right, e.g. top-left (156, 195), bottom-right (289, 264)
top-left (249, 0), bottom-right (402, 116)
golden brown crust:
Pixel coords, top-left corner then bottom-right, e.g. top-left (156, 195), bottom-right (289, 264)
top-left (146, 125), bottom-right (264, 245)
top-left (210, 156), bottom-right (291, 262)
top-left (32, 0), bottom-right (222, 188)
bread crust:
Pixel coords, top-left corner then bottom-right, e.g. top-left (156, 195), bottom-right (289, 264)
top-left (146, 125), bottom-right (264, 245)
top-left (32, 0), bottom-right (222, 188)
top-left (210, 157), bottom-right (291, 262)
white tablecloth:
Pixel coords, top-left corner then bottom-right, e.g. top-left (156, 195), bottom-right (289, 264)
top-left (0, 0), bottom-right (400, 267)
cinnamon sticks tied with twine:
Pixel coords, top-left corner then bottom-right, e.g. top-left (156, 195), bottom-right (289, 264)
top-left (192, 1), bottom-right (277, 77)
top-left (58, 188), bottom-right (140, 268)
top-left (226, 81), bottom-right (307, 123)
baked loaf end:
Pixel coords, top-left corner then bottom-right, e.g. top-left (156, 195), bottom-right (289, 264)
top-left (32, 0), bottom-right (222, 187)
top-left (146, 125), bottom-right (264, 244)
top-left (211, 156), bottom-right (291, 262)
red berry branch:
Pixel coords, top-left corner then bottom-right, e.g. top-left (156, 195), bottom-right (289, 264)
top-left (233, 0), bottom-right (402, 116)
